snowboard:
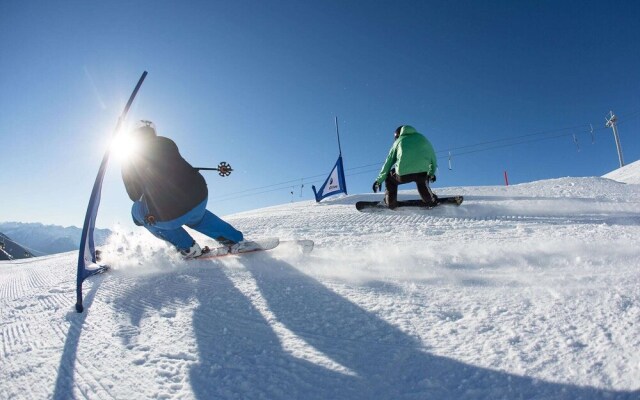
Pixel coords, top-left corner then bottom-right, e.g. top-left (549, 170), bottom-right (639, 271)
top-left (195, 238), bottom-right (314, 260)
top-left (355, 196), bottom-right (464, 211)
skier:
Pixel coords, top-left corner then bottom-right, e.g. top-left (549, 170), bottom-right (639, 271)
top-left (120, 120), bottom-right (244, 259)
top-left (372, 125), bottom-right (438, 209)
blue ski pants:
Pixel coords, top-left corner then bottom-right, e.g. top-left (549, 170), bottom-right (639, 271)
top-left (131, 199), bottom-right (243, 251)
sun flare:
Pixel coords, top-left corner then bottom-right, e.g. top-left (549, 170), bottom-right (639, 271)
top-left (110, 131), bottom-right (140, 162)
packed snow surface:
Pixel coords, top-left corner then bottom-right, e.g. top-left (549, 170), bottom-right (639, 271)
top-left (1, 176), bottom-right (639, 399)
top-left (603, 159), bottom-right (640, 184)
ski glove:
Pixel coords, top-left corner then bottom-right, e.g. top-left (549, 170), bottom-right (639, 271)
top-left (429, 175), bottom-right (436, 183)
top-left (372, 181), bottom-right (381, 193)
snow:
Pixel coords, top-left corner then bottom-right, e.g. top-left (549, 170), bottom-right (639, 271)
top-left (603, 159), bottom-right (640, 184)
top-left (1, 176), bottom-right (639, 399)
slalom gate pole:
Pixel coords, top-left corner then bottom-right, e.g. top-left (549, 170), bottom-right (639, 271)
top-left (75, 71), bottom-right (148, 313)
top-left (335, 116), bottom-right (343, 157)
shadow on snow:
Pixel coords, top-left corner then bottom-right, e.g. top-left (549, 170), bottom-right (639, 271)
top-left (53, 276), bottom-right (105, 400)
top-left (101, 256), bottom-right (637, 400)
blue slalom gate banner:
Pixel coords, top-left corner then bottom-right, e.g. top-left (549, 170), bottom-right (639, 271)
top-left (75, 71), bottom-right (147, 313)
top-left (312, 155), bottom-right (348, 202)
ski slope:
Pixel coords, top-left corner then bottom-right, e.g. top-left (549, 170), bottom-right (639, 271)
top-left (1, 175), bottom-right (639, 399)
top-left (603, 159), bottom-right (640, 185)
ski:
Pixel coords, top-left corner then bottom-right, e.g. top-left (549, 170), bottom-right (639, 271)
top-left (194, 238), bottom-right (314, 260)
top-left (95, 239), bottom-right (313, 263)
top-left (280, 239), bottom-right (315, 254)
top-left (356, 196), bottom-right (463, 211)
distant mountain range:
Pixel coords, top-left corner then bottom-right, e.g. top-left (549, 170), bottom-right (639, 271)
top-left (0, 222), bottom-right (112, 257)
top-left (0, 232), bottom-right (35, 260)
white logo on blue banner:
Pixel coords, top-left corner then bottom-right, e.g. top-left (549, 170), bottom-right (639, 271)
top-left (312, 156), bottom-right (347, 202)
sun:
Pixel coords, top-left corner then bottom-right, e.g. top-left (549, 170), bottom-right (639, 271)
top-left (110, 130), bottom-right (140, 162)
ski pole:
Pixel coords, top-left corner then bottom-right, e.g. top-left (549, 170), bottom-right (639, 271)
top-left (195, 161), bottom-right (233, 177)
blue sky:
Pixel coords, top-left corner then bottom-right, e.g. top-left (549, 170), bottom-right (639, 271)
top-left (1, 1), bottom-right (639, 229)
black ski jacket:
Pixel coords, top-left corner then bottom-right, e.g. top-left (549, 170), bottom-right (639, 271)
top-left (121, 136), bottom-right (208, 222)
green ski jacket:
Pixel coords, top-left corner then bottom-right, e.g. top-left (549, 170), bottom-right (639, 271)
top-left (375, 125), bottom-right (438, 184)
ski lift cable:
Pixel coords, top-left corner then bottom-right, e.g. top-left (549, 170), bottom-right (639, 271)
top-left (448, 130), bottom-right (591, 158)
top-left (435, 123), bottom-right (600, 156)
top-left (210, 128), bottom-right (603, 202)
top-left (208, 117), bottom-right (632, 203)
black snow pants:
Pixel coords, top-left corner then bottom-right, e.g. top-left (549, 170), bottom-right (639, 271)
top-left (384, 170), bottom-right (437, 209)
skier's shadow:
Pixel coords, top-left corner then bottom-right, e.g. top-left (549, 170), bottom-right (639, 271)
top-left (112, 264), bottom-right (358, 399)
top-left (238, 256), bottom-right (638, 400)
top-left (186, 265), bottom-right (361, 400)
top-left (111, 258), bottom-right (637, 400)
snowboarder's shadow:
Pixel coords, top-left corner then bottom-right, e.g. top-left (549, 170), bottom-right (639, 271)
top-left (239, 256), bottom-right (637, 400)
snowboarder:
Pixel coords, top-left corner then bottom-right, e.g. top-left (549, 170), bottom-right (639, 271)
top-left (120, 121), bottom-right (244, 259)
top-left (372, 125), bottom-right (438, 209)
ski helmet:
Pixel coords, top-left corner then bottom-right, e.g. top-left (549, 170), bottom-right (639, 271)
top-left (132, 120), bottom-right (157, 138)
top-left (394, 125), bottom-right (404, 139)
